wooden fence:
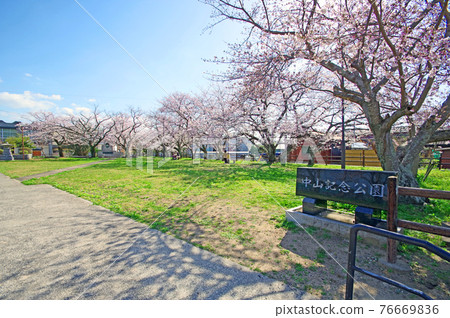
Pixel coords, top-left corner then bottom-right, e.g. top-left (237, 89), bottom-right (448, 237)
top-left (320, 149), bottom-right (381, 167)
top-left (289, 147), bottom-right (449, 170)
top-left (386, 176), bottom-right (450, 263)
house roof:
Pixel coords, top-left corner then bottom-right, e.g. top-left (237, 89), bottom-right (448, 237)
top-left (0, 120), bottom-right (21, 129)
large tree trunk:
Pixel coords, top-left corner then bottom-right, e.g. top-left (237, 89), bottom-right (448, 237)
top-left (372, 127), bottom-right (426, 204)
top-left (264, 143), bottom-right (277, 164)
top-left (90, 145), bottom-right (96, 158)
top-left (55, 140), bottom-right (64, 157)
top-left (200, 145), bottom-right (208, 159)
top-left (372, 129), bottom-right (420, 187)
top-left (398, 164), bottom-right (420, 189)
top-left (125, 144), bottom-right (133, 158)
top-left (123, 148), bottom-right (132, 158)
top-left (52, 139), bottom-right (65, 157)
top-left (372, 128), bottom-right (421, 188)
top-left (174, 142), bottom-right (183, 158)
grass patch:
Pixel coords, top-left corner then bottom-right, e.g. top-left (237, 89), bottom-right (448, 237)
top-left (270, 213), bottom-right (298, 230)
top-left (305, 226), bottom-right (318, 235)
top-left (0, 157), bottom-right (102, 178)
top-left (294, 263), bottom-right (305, 272)
top-left (316, 248), bottom-right (327, 264)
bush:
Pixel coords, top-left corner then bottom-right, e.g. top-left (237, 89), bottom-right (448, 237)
top-left (5, 136), bottom-right (35, 148)
top-left (18, 147), bottom-right (32, 155)
top-left (0, 149), bottom-right (3, 155)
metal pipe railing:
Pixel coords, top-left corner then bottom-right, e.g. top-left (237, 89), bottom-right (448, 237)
top-left (346, 224), bottom-right (450, 300)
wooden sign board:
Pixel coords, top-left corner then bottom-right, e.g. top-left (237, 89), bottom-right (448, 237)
top-left (296, 168), bottom-right (397, 210)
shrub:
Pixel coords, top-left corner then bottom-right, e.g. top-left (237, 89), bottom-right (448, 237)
top-left (5, 136), bottom-right (35, 148)
top-left (18, 147), bottom-right (32, 154)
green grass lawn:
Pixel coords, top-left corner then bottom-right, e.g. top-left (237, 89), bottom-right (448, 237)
top-left (0, 157), bottom-right (103, 178)
top-left (23, 158), bottom-right (304, 220)
top-left (20, 158), bottom-right (450, 246)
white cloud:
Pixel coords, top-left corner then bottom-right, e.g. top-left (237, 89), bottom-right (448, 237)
top-left (33, 92), bottom-right (62, 101)
top-left (0, 77), bottom-right (3, 83)
top-left (76, 106), bottom-right (91, 114)
top-left (25, 73), bottom-right (33, 77)
top-left (0, 91), bottom-right (62, 111)
top-left (62, 107), bottom-right (74, 115)
top-left (88, 98), bottom-right (96, 103)
top-left (59, 106), bottom-right (92, 116)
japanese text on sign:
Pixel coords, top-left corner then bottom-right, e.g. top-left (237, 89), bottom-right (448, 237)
top-left (296, 168), bottom-right (397, 210)
top-left (300, 177), bottom-right (384, 198)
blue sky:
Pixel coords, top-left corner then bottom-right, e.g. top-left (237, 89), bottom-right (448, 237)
top-left (0, 0), bottom-right (243, 122)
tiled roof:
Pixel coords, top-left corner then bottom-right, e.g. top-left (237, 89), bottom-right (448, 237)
top-left (0, 120), bottom-right (21, 129)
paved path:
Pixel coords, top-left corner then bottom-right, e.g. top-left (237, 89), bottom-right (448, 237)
top-left (0, 173), bottom-right (307, 300)
top-left (17, 159), bottom-right (113, 182)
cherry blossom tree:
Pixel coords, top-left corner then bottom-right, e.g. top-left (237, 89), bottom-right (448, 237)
top-left (150, 89), bottom-right (241, 159)
top-left (28, 111), bottom-right (74, 157)
top-left (148, 112), bottom-right (171, 156)
top-left (233, 72), bottom-right (322, 163)
top-left (151, 92), bottom-right (201, 157)
top-left (193, 86), bottom-right (242, 159)
top-left (203, 0), bottom-right (450, 186)
top-left (109, 107), bottom-right (146, 156)
top-left (153, 84), bottom-right (322, 163)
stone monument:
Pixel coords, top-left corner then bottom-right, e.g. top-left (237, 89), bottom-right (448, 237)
top-left (0, 144), bottom-right (14, 161)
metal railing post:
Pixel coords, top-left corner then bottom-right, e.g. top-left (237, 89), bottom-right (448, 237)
top-left (345, 224), bottom-right (449, 300)
top-left (345, 227), bottom-right (358, 300)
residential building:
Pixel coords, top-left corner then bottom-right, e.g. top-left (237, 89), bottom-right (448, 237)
top-left (0, 120), bottom-right (20, 142)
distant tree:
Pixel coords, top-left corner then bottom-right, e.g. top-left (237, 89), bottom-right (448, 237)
top-left (194, 86), bottom-right (242, 158)
top-left (28, 111), bottom-right (73, 157)
top-left (5, 136), bottom-right (35, 149)
top-left (60, 107), bottom-right (115, 158)
top-left (109, 107), bottom-right (146, 156)
top-left (234, 74), bottom-right (321, 163)
top-left (153, 92), bottom-right (201, 157)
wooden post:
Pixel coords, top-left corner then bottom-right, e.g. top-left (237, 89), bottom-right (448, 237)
top-left (362, 150), bottom-right (366, 167)
top-left (387, 176), bottom-right (398, 263)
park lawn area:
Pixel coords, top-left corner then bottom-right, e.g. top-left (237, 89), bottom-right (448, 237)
top-left (0, 157), bottom-right (102, 178)
top-left (24, 158), bottom-right (305, 221)
top-left (19, 157), bottom-right (449, 299)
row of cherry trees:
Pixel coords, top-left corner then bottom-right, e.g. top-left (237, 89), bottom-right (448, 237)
top-left (155, 79), bottom-right (337, 162)
top-left (28, 107), bottom-right (148, 158)
top-left (27, 78), bottom-right (326, 161)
